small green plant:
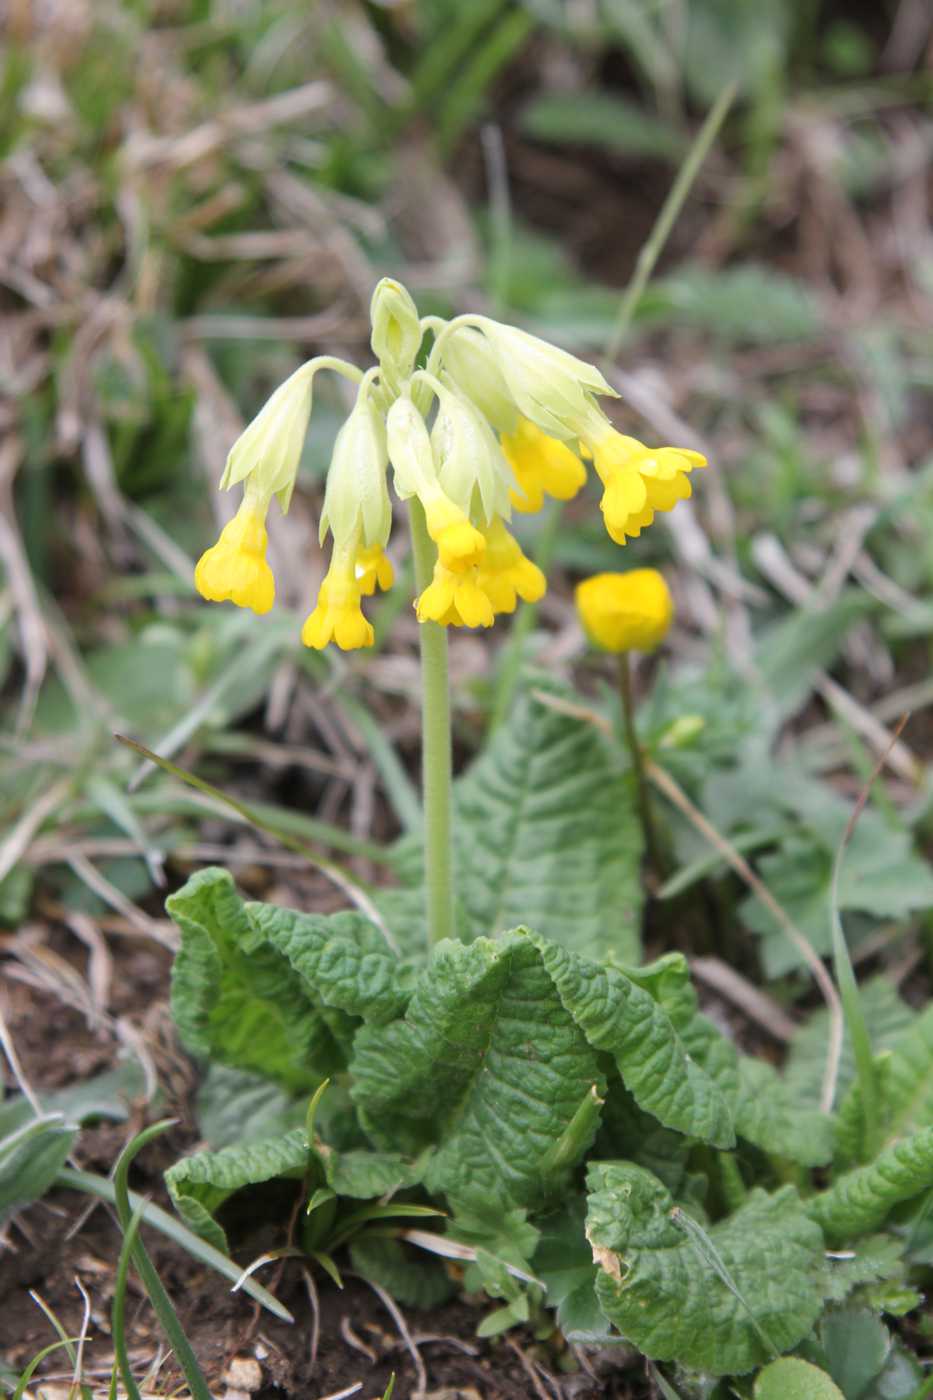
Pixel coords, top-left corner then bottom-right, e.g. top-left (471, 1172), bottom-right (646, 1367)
top-left (148, 281), bottom-right (933, 1397)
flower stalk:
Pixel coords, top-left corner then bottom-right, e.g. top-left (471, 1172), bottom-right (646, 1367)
top-left (408, 498), bottom-right (455, 947)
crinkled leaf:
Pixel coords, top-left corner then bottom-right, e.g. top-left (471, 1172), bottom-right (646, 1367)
top-left (532, 940), bottom-right (734, 1148)
top-left (322, 1148), bottom-right (421, 1198)
top-left (380, 689), bottom-right (643, 962)
top-left (165, 1126), bottom-right (309, 1252)
top-left (835, 1005), bottom-right (933, 1168)
top-left (823, 1234), bottom-right (907, 1304)
top-left (351, 932), bottom-right (604, 1210)
top-left (597, 950), bottom-right (832, 1162)
top-left (168, 869), bottom-right (408, 1091)
top-left (246, 899), bottom-right (411, 1026)
top-left (349, 1235), bottom-right (454, 1308)
top-left (168, 868), bottom-right (341, 1089)
top-left (808, 1127), bottom-right (933, 1244)
top-left (587, 1163), bottom-right (824, 1375)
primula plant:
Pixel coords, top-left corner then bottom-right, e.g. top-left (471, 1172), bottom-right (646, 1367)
top-left (159, 283), bottom-right (933, 1398)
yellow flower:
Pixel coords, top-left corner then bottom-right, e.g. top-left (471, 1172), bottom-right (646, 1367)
top-left (575, 569), bottom-right (673, 654)
top-left (302, 546), bottom-right (374, 650)
top-left (194, 500), bottom-right (275, 615)
top-left (416, 562), bottom-right (494, 629)
top-left (354, 544), bottom-right (394, 596)
top-left (585, 428), bottom-right (706, 544)
top-left (422, 493), bottom-right (486, 571)
top-left (476, 518), bottom-right (546, 615)
top-left (500, 418), bottom-right (588, 513)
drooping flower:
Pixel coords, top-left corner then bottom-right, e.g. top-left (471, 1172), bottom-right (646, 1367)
top-left (476, 517), bottom-right (546, 615)
top-left (575, 569), bottom-right (673, 654)
top-left (192, 278), bottom-right (708, 649)
top-left (500, 417), bottom-right (587, 513)
top-left (416, 561), bottom-right (494, 629)
top-left (302, 542), bottom-right (375, 651)
top-left (582, 425), bottom-right (706, 545)
top-left (194, 492), bottom-right (275, 615)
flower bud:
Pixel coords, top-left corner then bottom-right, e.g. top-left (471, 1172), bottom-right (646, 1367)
top-left (220, 361), bottom-right (314, 512)
top-left (386, 397), bottom-right (486, 572)
top-left (575, 569), bottom-right (673, 654)
top-left (370, 278), bottom-right (422, 383)
top-left (320, 390), bottom-right (391, 550)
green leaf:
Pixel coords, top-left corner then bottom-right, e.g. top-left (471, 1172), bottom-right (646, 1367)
top-left (532, 940), bottom-right (734, 1149)
top-left (607, 950), bottom-right (830, 1163)
top-left (323, 1148), bottom-right (421, 1199)
top-left (246, 899), bottom-right (411, 1025)
top-left (820, 1307), bottom-right (891, 1400)
top-left (808, 1127), bottom-right (933, 1244)
top-left (0, 1117), bottom-right (76, 1223)
top-left (534, 1197), bottom-right (615, 1343)
top-left (167, 868), bottom-right (406, 1091)
top-left (351, 932), bottom-right (604, 1209)
top-left (587, 1163), bottom-right (824, 1376)
top-left (196, 1064), bottom-right (304, 1150)
top-left (168, 869), bottom-right (340, 1090)
top-left (755, 1358), bottom-right (845, 1400)
top-left (349, 1236), bottom-right (454, 1309)
top-left (165, 1127), bottom-right (309, 1252)
top-left (823, 1234), bottom-right (907, 1304)
top-left (381, 689), bottom-right (644, 962)
top-left (785, 978), bottom-right (915, 1108)
top-left (520, 92), bottom-right (685, 162)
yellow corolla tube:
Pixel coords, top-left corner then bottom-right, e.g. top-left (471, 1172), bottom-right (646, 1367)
top-left (500, 418), bottom-right (587, 513)
top-left (194, 492), bottom-right (276, 615)
top-left (302, 541), bottom-right (375, 651)
top-left (575, 569), bottom-right (673, 654)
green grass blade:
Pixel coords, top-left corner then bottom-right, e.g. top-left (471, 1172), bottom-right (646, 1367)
top-left (12, 1340), bottom-right (81, 1400)
top-left (111, 1197), bottom-right (147, 1400)
top-left (111, 1122), bottom-right (213, 1400)
top-left (55, 1167), bottom-right (293, 1322)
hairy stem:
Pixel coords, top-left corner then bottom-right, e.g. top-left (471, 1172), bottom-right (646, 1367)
top-left (408, 498), bottom-right (455, 947)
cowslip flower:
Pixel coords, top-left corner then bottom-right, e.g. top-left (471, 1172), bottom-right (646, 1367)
top-left (575, 569), bottom-right (673, 654)
top-left (193, 278), bottom-right (706, 648)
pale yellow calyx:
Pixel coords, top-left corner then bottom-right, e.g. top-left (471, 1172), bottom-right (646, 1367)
top-left (476, 517), bottom-right (546, 615)
top-left (194, 499), bottom-right (275, 615)
top-left (416, 562), bottom-right (494, 630)
top-left (575, 569), bottom-right (674, 654)
top-left (301, 545), bottom-right (374, 651)
top-left (220, 361), bottom-right (315, 513)
top-left (500, 417), bottom-right (588, 513)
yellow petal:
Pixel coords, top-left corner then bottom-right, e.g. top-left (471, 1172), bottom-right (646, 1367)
top-left (575, 569), bottom-right (673, 653)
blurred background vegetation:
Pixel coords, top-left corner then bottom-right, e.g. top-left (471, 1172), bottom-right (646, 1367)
top-left (3, 0), bottom-right (933, 1383)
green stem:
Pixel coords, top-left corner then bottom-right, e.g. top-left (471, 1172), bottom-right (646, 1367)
top-left (604, 81), bottom-right (737, 361)
top-left (408, 499), bottom-right (455, 947)
top-left (618, 653), bottom-right (662, 879)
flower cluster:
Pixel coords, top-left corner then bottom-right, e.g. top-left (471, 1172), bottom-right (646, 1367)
top-left (194, 279), bottom-right (706, 649)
